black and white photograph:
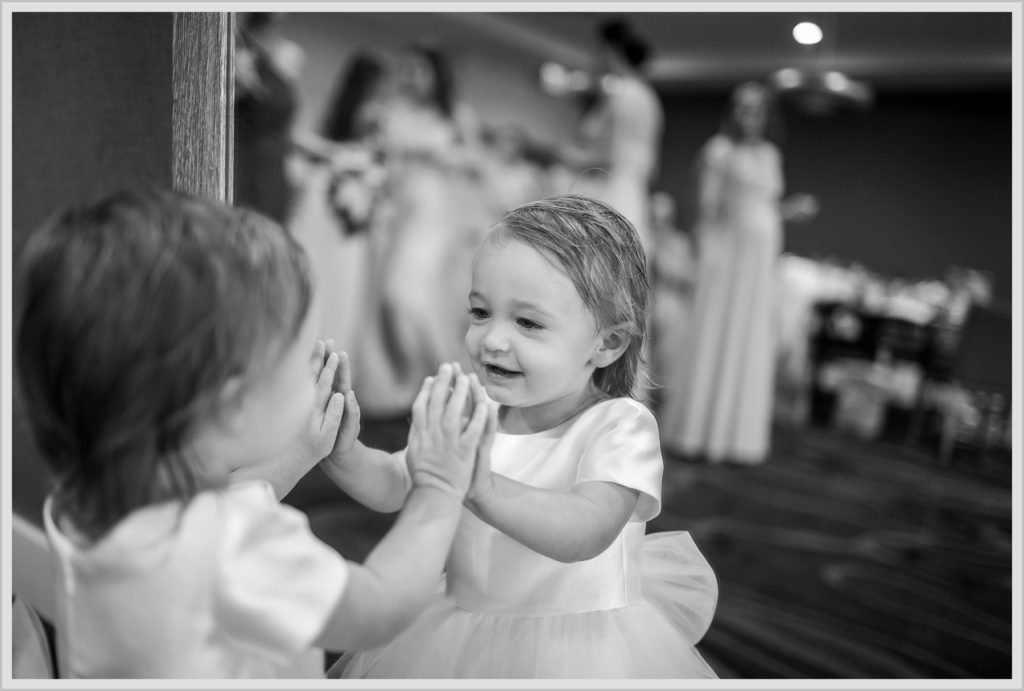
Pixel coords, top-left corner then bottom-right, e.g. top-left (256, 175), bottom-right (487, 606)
top-left (2, 2), bottom-right (1019, 684)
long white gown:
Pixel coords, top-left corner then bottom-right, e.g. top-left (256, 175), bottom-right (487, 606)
top-left (659, 134), bottom-right (784, 464)
top-left (352, 101), bottom-right (487, 416)
top-left (573, 74), bottom-right (663, 253)
top-left (287, 161), bottom-right (373, 356)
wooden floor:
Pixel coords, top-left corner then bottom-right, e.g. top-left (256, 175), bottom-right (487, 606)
top-left (287, 418), bottom-right (1014, 679)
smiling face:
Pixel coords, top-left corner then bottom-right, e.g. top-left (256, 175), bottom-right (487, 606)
top-left (396, 49), bottom-right (437, 102)
top-left (465, 235), bottom-right (607, 432)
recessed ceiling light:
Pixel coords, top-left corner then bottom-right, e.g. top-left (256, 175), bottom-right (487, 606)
top-left (793, 22), bottom-right (823, 45)
top-left (824, 71), bottom-right (848, 90)
top-left (774, 68), bottom-right (803, 89)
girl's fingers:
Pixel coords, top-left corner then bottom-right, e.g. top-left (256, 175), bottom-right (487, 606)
top-left (461, 403), bottom-right (489, 445)
top-left (321, 392), bottom-right (345, 434)
top-left (323, 339), bottom-right (336, 374)
top-left (316, 351), bottom-right (339, 411)
top-left (336, 350), bottom-right (352, 394)
top-left (427, 363), bottom-right (453, 429)
top-left (340, 389), bottom-right (360, 438)
top-left (443, 374), bottom-right (470, 433)
top-left (312, 340), bottom-right (326, 377)
top-left (410, 375), bottom-right (433, 434)
top-left (469, 373), bottom-right (490, 407)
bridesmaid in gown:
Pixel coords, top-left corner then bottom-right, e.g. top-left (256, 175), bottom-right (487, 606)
top-left (355, 43), bottom-right (488, 417)
top-left (286, 50), bottom-right (390, 357)
top-left (559, 18), bottom-right (663, 255)
top-left (659, 82), bottom-right (817, 464)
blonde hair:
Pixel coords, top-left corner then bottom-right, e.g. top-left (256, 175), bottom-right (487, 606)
top-left (489, 195), bottom-right (651, 399)
top-left (16, 188), bottom-right (312, 540)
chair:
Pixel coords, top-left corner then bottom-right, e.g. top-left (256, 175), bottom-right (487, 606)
top-left (937, 302), bottom-right (1013, 461)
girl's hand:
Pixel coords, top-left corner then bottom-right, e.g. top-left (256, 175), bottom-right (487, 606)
top-left (465, 373), bottom-right (498, 506)
top-left (406, 363), bottom-right (489, 498)
top-left (294, 340), bottom-right (345, 463)
top-left (321, 340), bottom-right (361, 466)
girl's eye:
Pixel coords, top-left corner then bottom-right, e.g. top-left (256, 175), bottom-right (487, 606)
top-left (467, 306), bottom-right (489, 320)
top-left (517, 318), bottom-right (543, 331)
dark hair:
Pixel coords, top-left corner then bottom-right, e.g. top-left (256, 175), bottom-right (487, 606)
top-left (322, 51), bottom-right (388, 142)
top-left (720, 81), bottom-right (785, 145)
top-left (407, 42), bottom-right (454, 119)
top-left (15, 188), bottom-right (312, 542)
top-left (243, 12), bottom-right (280, 34)
top-left (488, 195), bottom-right (651, 399)
top-left (598, 18), bottom-right (652, 69)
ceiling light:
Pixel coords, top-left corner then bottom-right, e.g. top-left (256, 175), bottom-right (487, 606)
top-left (539, 61), bottom-right (593, 97)
top-left (769, 68), bottom-right (874, 115)
top-left (774, 67), bottom-right (803, 89)
top-left (793, 22), bottom-right (823, 45)
top-left (774, 16), bottom-right (873, 116)
top-left (824, 70), bottom-right (848, 90)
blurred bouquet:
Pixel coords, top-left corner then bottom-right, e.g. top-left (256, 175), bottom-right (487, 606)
top-left (326, 143), bottom-right (388, 235)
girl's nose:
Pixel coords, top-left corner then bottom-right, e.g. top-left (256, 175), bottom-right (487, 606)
top-left (480, 323), bottom-right (510, 353)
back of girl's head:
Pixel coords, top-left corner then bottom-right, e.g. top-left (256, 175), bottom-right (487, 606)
top-left (15, 188), bottom-right (312, 540)
top-left (491, 195), bottom-right (651, 399)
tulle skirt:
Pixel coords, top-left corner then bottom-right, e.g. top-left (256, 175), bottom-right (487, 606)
top-left (330, 531), bottom-right (718, 679)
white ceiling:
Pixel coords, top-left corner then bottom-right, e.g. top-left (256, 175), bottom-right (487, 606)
top-left (440, 11), bottom-right (1013, 92)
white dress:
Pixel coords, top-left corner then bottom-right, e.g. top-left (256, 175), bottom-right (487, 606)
top-left (43, 481), bottom-right (348, 678)
top-left (332, 398), bottom-right (718, 678)
top-left (287, 161), bottom-right (373, 355)
top-left (659, 134), bottom-right (784, 463)
top-left (354, 100), bottom-right (482, 416)
top-left (574, 74), bottom-right (664, 254)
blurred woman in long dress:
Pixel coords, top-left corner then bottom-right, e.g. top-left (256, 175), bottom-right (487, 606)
top-left (560, 18), bottom-right (663, 254)
top-left (659, 82), bottom-right (817, 464)
top-left (355, 42), bottom-right (487, 417)
top-left (649, 191), bottom-right (698, 405)
top-left (286, 51), bottom-right (390, 356)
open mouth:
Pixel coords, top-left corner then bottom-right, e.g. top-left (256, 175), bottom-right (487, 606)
top-left (483, 363), bottom-right (522, 378)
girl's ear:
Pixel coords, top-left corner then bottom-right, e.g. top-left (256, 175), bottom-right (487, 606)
top-left (591, 327), bottom-right (630, 369)
top-left (215, 375), bottom-right (248, 434)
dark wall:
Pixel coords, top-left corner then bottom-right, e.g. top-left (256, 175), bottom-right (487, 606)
top-left (658, 88), bottom-right (1012, 300)
top-left (11, 13), bottom-right (175, 525)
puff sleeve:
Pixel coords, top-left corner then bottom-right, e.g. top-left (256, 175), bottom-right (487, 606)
top-left (574, 399), bottom-right (664, 522)
top-left (214, 482), bottom-right (349, 663)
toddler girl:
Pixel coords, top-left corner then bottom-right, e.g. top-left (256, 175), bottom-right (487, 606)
top-left (327, 195), bottom-right (718, 678)
top-left (14, 188), bottom-right (490, 678)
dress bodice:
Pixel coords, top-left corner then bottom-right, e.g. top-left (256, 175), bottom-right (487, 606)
top-left (446, 399), bottom-right (663, 616)
top-left (377, 100), bottom-right (457, 163)
top-left (335, 399), bottom-right (720, 678)
top-left (709, 136), bottom-right (783, 223)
